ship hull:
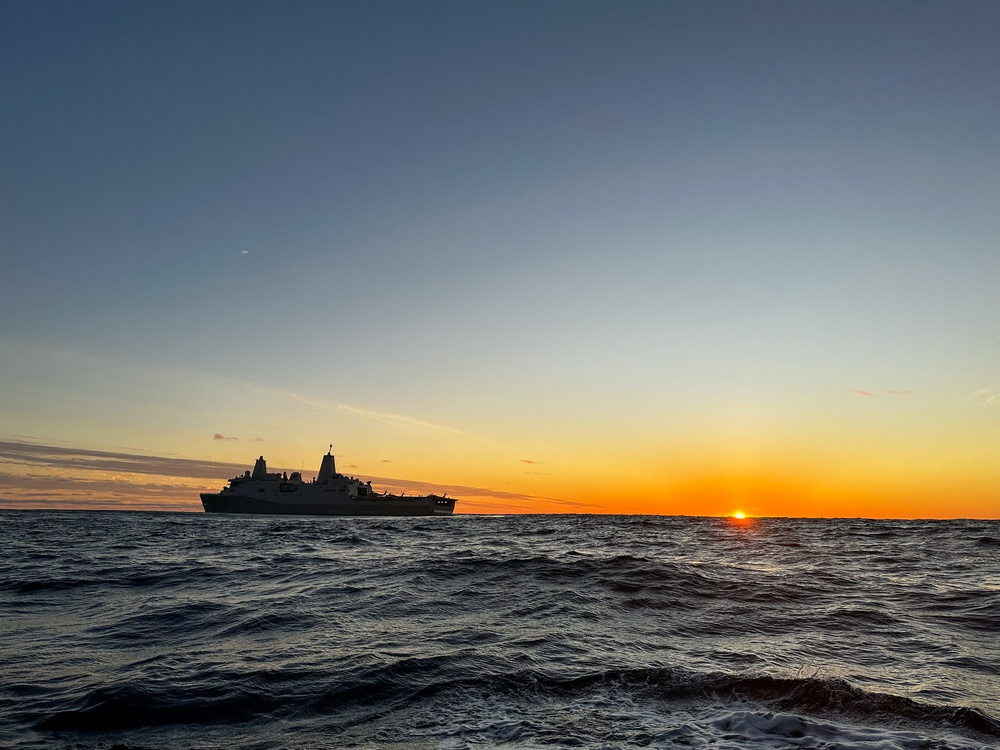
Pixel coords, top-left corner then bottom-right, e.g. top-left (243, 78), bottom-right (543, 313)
top-left (200, 492), bottom-right (454, 516)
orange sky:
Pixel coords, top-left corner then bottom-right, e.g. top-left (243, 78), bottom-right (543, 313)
top-left (1, 437), bottom-right (996, 518)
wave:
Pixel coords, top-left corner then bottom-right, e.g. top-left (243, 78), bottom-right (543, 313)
top-left (4, 562), bottom-right (226, 595)
top-left (471, 667), bottom-right (1000, 742)
top-left (36, 682), bottom-right (280, 731)
top-left (33, 663), bottom-right (1000, 742)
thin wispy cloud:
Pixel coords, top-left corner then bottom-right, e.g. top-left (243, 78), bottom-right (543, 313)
top-left (213, 433), bottom-right (239, 441)
top-left (966, 386), bottom-right (999, 405)
top-left (49, 348), bottom-right (496, 446)
top-left (852, 389), bottom-right (914, 397)
top-left (282, 391), bottom-right (495, 444)
top-left (0, 441), bottom-right (245, 480)
top-left (520, 459), bottom-right (540, 465)
top-left (0, 470), bottom-right (203, 511)
top-left (0, 496), bottom-right (196, 512)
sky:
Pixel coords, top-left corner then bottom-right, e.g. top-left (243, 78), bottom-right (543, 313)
top-left (2, 1), bottom-right (999, 517)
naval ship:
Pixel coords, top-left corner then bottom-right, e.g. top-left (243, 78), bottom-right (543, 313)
top-left (200, 448), bottom-right (457, 516)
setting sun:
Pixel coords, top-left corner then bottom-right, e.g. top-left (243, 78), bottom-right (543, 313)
top-left (733, 512), bottom-right (746, 519)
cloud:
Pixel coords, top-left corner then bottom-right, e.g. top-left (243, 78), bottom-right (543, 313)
top-left (380, 459), bottom-right (393, 463)
top-left (520, 459), bottom-right (540, 465)
top-left (47, 348), bottom-right (495, 446)
top-left (213, 433), bottom-right (239, 441)
top-left (0, 440), bottom-right (244, 480)
top-left (0, 470), bottom-right (204, 511)
top-left (0, 496), bottom-right (197, 512)
top-left (852, 389), bottom-right (914, 398)
top-left (966, 386), bottom-right (1000, 405)
top-left (268, 382), bottom-right (490, 442)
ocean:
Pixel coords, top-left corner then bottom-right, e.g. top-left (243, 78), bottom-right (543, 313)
top-left (1, 512), bottom-right (998, 750)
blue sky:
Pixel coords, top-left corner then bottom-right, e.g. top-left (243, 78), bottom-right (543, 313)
top-left (2, 1), bottom-right (999, 515)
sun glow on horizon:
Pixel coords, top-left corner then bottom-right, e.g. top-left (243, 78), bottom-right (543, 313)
top-left (733, 511), bottom-right (746, 519)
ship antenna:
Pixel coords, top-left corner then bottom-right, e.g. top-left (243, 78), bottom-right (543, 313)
top-left (329, 443), bottom-right (333, 454)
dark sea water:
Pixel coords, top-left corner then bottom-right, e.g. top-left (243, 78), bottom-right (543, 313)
top-left (1, 512), bottom-right (998, 750)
